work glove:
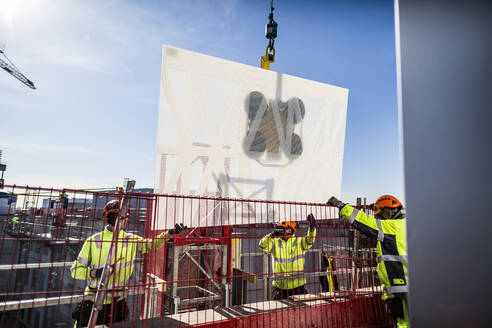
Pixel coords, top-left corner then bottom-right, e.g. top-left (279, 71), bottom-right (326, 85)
top-left (93, 268), bottom-right (103, 279)
top-left (168, 223), bottom-right (187, 235)
top-left (91, 263), bottom-right (115, 279)
top-left (307, 214), bottom-right (316, 230)
top-left (327, 196), bottom-right (345, 209)
top-left (271, 225), bottom-right (285, 237)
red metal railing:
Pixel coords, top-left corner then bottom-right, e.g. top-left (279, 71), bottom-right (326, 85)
top-left (0, 184), bottom-right (392, 327)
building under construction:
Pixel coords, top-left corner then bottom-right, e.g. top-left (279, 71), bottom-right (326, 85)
top-left (0, 3), bottom-right (395, 326)
top-left (0, 37), bottom-right (391, 328)
top-left (0, 184), bottom-right (391, 327)
top-left (0, 32), bottom-right (392, 328)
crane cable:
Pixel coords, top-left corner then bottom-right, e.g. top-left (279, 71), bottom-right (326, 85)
top-left (266, 0), bottom-right (277, 53)
top-left (261, 0), bottom-right (278, 70)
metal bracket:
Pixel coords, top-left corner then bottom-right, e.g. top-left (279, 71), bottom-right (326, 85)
top-left (171, 296), bottom-right (180, 315)
top-left (222, 283), bottom-right (231, 307)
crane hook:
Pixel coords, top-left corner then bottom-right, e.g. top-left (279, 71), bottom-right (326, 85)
top-left (261, 0), bottom-right (278, 70)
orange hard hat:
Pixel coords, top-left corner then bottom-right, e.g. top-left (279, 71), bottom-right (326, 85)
top-left (103, 199), bottom-right (120, 222)
top-left (374, 195), bottom-right (402, 214)
top-left (279, 221), bottom-right (297, 232)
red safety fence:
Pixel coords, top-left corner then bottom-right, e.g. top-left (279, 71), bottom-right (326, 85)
top-left (0, 185), bottom-right (392, 328)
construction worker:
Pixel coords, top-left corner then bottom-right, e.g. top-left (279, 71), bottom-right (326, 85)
top-left (328, 195), bottom-right (409, 328)
top-left (70, 199), bottom-right (186, 327)
top-left (10, 215), bottom-right (19, 231)
top-left (259, 214), bottom-right (316, 300)
top-left (319, 250), bottom-right (338, 292)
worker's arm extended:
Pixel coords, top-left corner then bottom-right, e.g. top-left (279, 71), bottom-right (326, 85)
top-left (136, 231), bottom-right (171, 255)
top-left (259, 233), bottom-right (275, 254)
top-left (299, 227), bottom-right (316, 252)
top-left (136, 223), bottom-right (186, 254)
top-left (339, 204), bottom-right (381, 240)
top-left (70, 239), bottom-right (93, 280)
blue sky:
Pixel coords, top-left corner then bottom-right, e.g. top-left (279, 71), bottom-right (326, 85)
top-left (0, 0), bottom-right (402, 204)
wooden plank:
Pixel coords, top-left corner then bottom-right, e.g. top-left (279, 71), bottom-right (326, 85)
top-left (289, 292), bottom-right (336, 302)
top-left (289, 286), bottom-right (383, 302)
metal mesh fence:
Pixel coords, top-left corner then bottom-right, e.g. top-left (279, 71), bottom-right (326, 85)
top-left (0, 185), bottom-right (391, 327)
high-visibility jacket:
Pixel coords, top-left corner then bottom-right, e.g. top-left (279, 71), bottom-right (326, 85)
top-left (11, 216), bottom-right (19, 222)
top-left (71, 226), bottom-right (170, 304)
top-left (259, 228), bottom-right (316, 290)
top-left (340, 204), bottom-right (408, 300)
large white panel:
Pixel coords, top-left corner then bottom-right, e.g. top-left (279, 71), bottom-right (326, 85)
top-left (155, 46), bottom-right (348, 228)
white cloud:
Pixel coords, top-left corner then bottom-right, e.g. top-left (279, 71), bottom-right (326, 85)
top-left (1, 1), bottom-right (143, 72)
top-left (0, 0), bottom-right (242, 73)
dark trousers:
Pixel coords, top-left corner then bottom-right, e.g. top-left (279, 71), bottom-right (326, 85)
top-left (386, 296), bottom-right (408, 327)
top-left (272, 285), bottom-right (307, 300)
top-left (319, 274), bottom-right (339, 292)
top-left (72, 298), bottom-right (128, 327)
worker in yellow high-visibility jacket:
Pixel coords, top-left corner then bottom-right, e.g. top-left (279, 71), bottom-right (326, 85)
top-left (328, 195), bottom-right (409, 328)
top-left (70, 199), bottom-right (186, 327)
top-left (9, 215), bottom-right (20, 232)
top-left (259, 214), bottom-right (316, 300)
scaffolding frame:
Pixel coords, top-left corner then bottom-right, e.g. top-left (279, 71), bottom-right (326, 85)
top-left (165, 235), bottom-right (231, 314)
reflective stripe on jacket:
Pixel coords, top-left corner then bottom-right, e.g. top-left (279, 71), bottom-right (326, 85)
top-left (259, 228), bottom-right (316, 290)
top-left (70, 226), bottom-right (169, 304)
top-left (340, 204), bottom-right (408, 300)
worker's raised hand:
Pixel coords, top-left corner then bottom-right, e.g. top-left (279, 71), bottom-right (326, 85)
top-left (168, 223), bottom-right (187, 235)
top-left (271, 225), bottom-right (285, 237)
top-left (327, 196), bottom-right (345, 209)
top-left (307, 214), bottom-right (316, 230)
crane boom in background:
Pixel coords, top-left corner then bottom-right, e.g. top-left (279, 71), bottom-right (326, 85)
top-left (0, 48), bottom-right (36, 89)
